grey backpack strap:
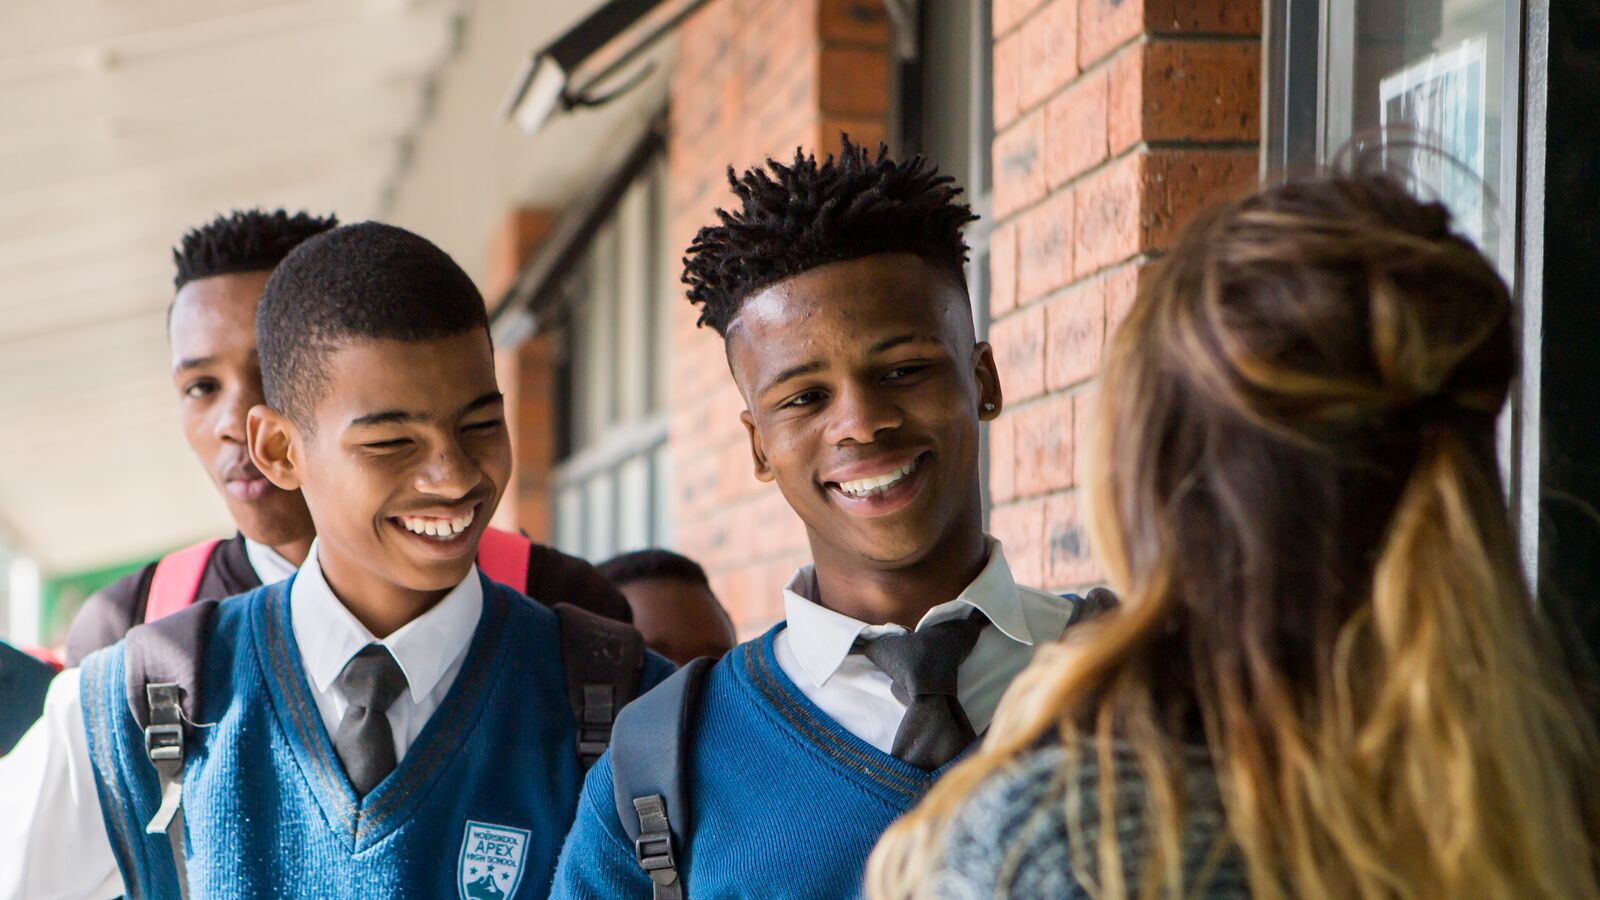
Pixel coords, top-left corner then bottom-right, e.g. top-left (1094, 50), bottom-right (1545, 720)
top-left (1067, 587), bottom-right (1120, 626)
top-left (553, 603), bottom-right (646, 770)
top-left (612, 656), bottom-right (715, 900)
top-left (123, 599), bottom-right (218, 900)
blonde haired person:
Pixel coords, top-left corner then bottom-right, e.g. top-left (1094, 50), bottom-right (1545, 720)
top-left (868, 174), bottom-right (1600, 899)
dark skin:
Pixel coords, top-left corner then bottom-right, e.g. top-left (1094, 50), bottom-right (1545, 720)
top-left (170, 271), bottom-right (315, 565)
top-left (730, 253), bottom-right (1003, 628)
top-left (619, 578), bottom-right (738, 665)
top-left (248, 331), bottom-right (510, 638)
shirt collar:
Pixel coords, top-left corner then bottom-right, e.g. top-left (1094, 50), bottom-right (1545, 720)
top-left (290, 539), bottom-right (483, 703)
top-left (243, 537), bottom-right (299, 586)
top-left (779, 536), bottom-right (1036, 689)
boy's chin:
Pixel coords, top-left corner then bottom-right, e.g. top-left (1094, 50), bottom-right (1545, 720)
top-left (823, 522), bottom-right (946, 569)
top-left (394, 560), bottom-right (478, 595)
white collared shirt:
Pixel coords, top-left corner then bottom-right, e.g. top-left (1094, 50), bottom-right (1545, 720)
top-left (0, 541), bottom-right (483, 900)
top-left (290, 540), bottom-right (481, 761)
top-left (771, 537), bottom-right (1074, 754)
top-left (244, 537), bottom-right (299, 586)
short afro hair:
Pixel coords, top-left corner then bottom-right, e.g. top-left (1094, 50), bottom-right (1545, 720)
top-left (172, 209), bottom-right (338, 290)
top-left (257, 222), bottom-right (488, 425)
top-left (681, 135), bottom-right (978, 337)
top-left (597, 549), bottom-right (712, 590)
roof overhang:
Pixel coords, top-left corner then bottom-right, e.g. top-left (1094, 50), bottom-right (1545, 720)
top-left (489, 113), bottom-right (667, 346)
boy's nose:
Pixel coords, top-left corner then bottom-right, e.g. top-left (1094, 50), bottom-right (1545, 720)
top-left (414, 442), bottom-right (480, 496)
top-left (826, 385), bottom-right (902, 445)
top-left (212, 395), bottom-right (250, 445)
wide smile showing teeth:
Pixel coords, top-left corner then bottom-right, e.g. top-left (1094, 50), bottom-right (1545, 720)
top-left (836, 457), bottom-right (921, 499)
top-left (396, 507), bottom-right (475, 540)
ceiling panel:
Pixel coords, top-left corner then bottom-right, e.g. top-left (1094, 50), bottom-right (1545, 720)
top-left (0, 0), bottom-right (472, 572)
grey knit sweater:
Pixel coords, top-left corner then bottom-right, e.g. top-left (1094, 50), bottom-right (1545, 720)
top-left (927, 742), bottom-right (1251, 899)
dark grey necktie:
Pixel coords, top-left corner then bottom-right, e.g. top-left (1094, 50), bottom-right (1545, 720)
top-left (860, 612), bottom-right (989, 770)
top-left (333, 644), bottom-right (407, 796)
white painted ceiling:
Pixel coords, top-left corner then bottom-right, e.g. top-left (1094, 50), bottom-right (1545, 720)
top-left (0, 0), bottom-right (656, 573)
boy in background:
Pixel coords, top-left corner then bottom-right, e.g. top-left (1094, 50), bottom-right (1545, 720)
top-left (598, 549), bottom-right (737, 664)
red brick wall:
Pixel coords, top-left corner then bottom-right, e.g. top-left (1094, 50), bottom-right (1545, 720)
top-left (665, 0), bottom-right (894, 634)
top-left (485, 208), bottom-right (558, 543)
top-left (986, 0), bottom-right (1260, 591)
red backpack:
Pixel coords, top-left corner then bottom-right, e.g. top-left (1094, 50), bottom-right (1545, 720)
top-left (142, 526), bottom-right (534, 624)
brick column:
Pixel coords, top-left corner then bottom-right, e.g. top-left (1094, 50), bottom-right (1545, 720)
top-left (987, 0), bottom-right (1260, 590)
top-left (484, 208), bottom-right (558, 542)
top-left (665, 0), bottom-right (894, 633)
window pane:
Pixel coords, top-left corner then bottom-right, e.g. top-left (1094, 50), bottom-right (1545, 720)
top-left (584, 472), bottom-right (616, 562)
top-left (616, 454), bottom-right (652, 553)
top-left (584, 222), bottom-right (620, 442)
top-left (556, 484), bottom-right (585, 557)
top-left (616, 180), bottom-right (652, 423)
top-left (652, 444), bottom-right (673, 547)
top-left (1335, 0), bottom-right (1510, 260)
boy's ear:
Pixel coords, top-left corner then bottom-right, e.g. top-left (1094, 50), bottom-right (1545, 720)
top-left (247, 404), bottom-right (303, 491)
top-left (740, 409), bottom-right (775, 483)
top-left (974, 341), bottom-right (1004, 421)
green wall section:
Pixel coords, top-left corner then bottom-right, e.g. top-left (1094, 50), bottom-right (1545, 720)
top-left (40, 552), bottom-right (163, 646)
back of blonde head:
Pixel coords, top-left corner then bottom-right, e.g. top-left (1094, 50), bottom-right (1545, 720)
top-left (869, 175), bottom-right (1600, 899)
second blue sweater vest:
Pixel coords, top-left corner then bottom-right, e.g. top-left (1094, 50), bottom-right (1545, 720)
top-left (80, 574), bottom-right (672, 899)
top-left (549, 626), bottom-right (960, 899)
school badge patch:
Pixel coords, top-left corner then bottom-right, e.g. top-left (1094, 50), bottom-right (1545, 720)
top-left (457, 820), bottom-right (531, 899)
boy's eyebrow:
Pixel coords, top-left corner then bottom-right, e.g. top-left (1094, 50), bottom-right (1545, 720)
top-left (349, 409), bottom-right (424, 428)
top-left (349, 392), bottom-right (505, 428)
top-left (761, 360), bottom-right (825, 395)
top-left (758, 334), bottom-right (938, 396)
top-left (461, 391), bottom-right (505, 415)
top-left (174, 349), bottom-right (256, 373)
top-left (871, 333), bottom-right (932, 353)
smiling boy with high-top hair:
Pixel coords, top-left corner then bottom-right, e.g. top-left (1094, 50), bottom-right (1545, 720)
top-left (550, 139), bottom-right (1100, 898)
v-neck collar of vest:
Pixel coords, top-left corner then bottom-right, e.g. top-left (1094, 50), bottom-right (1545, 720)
top-left (250, 574), bottom-right (509, 852)
top-left (737, 625), bottom-right (972, 805)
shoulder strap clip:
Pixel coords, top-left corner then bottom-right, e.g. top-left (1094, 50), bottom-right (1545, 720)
top-left (552, 602), bottom-right (646, 770)
top-left (142, 681), bottom-right (193, 900)
top-left (632, 794), bottom-right (683, 898)
top-left (125, 600), bottom-right (218, 900)
top-left (578, 682), bottom-right (617, 763)
top-left (613, 656), bottom-right (715, 899)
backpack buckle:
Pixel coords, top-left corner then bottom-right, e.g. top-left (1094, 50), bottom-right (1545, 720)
top-left (631, 794), bottom-right (677, 877)
top-left (145, 722), bottom-right (184, 763)
top-left (144, 682), bottom-right (186, 766)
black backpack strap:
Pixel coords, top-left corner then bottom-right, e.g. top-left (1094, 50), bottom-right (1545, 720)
top-left (1067, 587), bottom-right (1120, 626)
top-left (553, 602), bottom-right (646, 770)
top-left (611, 656), bottom-right (714, 900)
top-left (122, 599), bottom-right (218, 900)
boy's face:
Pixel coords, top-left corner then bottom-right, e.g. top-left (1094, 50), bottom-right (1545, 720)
top-left (619, 578), bottom-right (738, 665)
top-left (169, 272), bottom-right (315, 549)
top-left (729, 253), bottom-right (1002, 570)
top-left (250, 330), bottom-right (510, 597)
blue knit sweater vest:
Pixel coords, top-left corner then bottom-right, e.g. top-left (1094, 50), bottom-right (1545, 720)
top-left (550, 625), bottom-right (961, 899)
top-left (81, 574), bottom-right (669, 900)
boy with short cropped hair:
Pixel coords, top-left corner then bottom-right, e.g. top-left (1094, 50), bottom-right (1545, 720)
top-left (597, 549), bottom-right (737, 664)
top-left (0, 223), bottom-right (672, 900)
top-left (65, 210), bottom-right (631, 667)
top-left (549, 139), bottom-right (1099, 898)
